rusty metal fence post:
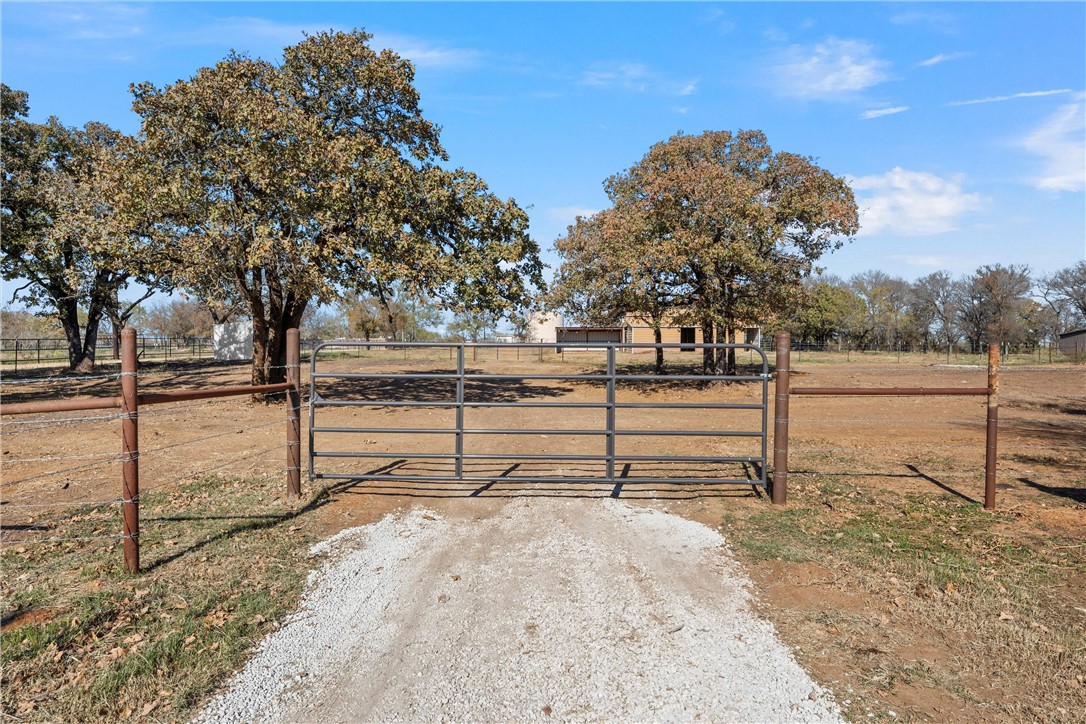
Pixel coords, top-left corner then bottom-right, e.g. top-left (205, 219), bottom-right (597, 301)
top-left (286, 328), bottom-right (302, 499)
top-left (120, 328), bottom-right (140, 573)
top-left (772, 332), bottom-right (790, 504)
top-left (985, 344), bottom-right (1000, 510)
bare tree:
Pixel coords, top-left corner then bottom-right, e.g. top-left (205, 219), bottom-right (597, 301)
top-left (913, 271), bottom-right (962, 359)
top-left (965, 264), bottom-right (1033, 351)
top-left (1038, 261), bottom-right (1086, 332)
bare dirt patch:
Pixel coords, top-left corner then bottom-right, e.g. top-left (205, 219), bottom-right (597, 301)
top-left (2, 352), bottom-right (1083, 721)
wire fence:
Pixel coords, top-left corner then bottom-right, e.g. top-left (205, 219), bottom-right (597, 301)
top-left (0, 329), bottom-right (303, 573)
top-left (3, 328), bottom-right (1076, 572)
top-left (0, 335), bottom-right (215, 371)
top-left (757, 337), bottom-right (1084, 365)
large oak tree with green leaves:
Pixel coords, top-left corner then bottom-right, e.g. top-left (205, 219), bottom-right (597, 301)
top-left (552, 129), bottom-right (858, 373)
top-left (550, 207), bottom-right (686, 373)
top-left (130, 30), bottom-right (543, 385)
top-left (1, 85), bottom-right (165, 372)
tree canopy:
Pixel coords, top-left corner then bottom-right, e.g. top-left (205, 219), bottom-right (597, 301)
top-left (551, 129), bottom-right (858, 373)
top-left (1, 84), bottom-right (165, 371)
top-left (129, 30), bottom-right (543, 384)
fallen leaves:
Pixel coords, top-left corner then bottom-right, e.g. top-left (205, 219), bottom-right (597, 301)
top-left (203, 609), bottom-right (234, 629)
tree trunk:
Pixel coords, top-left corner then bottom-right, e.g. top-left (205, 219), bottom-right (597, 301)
top-left (724, 325), bottom-right (737, 375)
top-left (59, 298), bottom-right (86, 371)
top-left (76, 314), bottom-right (102, 373)
top-left (74, 298), bottom-right (106, 374)
top-left (653, 326), bottom-right (664, 375)
top-left (247, 269), bottom-right (269, 389)
top-left (109, 314), bottom-right (122, 360)
top-left (701, 320), bottom-right (715, 374)
top-left (266, 298), bottom-right (307, 386)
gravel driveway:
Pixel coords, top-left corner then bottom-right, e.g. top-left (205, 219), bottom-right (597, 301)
top-left (197, 498), bottom-right (841, 723)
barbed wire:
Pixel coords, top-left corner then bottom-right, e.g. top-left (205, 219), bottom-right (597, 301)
top-left (0, 412), bottom-right (124, 436)
top-left (0, 372), bottom-right (123, 386)
top-left (0, 459), bottom-right (114, 488)
top-left (3, 451), bottom-right (126, 464)
top-left (0, 532), bottom-right (127, 546)
top-left (0, 497), bottom-right (123, 510)
top-left (138, 443), bottom-right (284, 496)
top-left (137, 419), bottom-right (286, 457)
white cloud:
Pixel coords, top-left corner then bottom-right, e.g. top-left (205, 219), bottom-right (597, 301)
top-left (29, 3), bottom-right (148, 41)
top-left (162, 21), bottom-right (479, 69)
top-left (580, 62), bottom-right (697, 96)
top-left (849, 167), bottom-right (986, 236)
top-left (947, 89), bottom-right (1072, 106)
top-left (770, 37), bottom-right (891, 100)
top-left (860, 106), bottom-right (909, 120)
top-left (582, 63), bottom-right (653, 91)
top-left (164, 17), bottom-right (329, 49)
top-left (1021, 92), bottom-right (1086, 192)
top-left (918, 52), bottom-right (970, 67)
top-left (889, 254), bottom-right (956, 268)
top-left (371, 32), bottom-right (481, 70)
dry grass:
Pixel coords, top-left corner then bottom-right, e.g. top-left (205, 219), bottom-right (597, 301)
top-left (1, 475), bottom-right (322, 722)
top-left (722, 476), bottom-right (1086, 723)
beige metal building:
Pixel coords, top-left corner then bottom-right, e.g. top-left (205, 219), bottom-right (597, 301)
top-left (554, 315), bottom-right (761, 350)
top-left (622, 314), bottom-right (761, 349)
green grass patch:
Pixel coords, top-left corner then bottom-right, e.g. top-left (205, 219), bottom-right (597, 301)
top-left (1, 474), bottom-right (323, 722)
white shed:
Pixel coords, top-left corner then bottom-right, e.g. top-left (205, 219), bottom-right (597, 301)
top-left (213, 322), bottom-right (253, 361)
top-left (526, 312), bottom-right (563, 344)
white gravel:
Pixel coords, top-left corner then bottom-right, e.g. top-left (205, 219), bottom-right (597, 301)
top-left (196, 498), bottom-right (841, 723)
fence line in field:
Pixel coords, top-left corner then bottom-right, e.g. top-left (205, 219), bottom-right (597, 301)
top-left (0, 328), bottom-right (302, 571)
top-left (0, 335), bottom-right (215, 371)
top-left (772, 331), bottom-right (1003, 509)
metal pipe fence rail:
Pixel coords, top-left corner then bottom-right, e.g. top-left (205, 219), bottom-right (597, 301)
top-left (308, 341), bottom-right (771, 491)
top-left (771, 331), bottom-right (1001, 509)
top-left (0, 328), bottom-right (301, 573)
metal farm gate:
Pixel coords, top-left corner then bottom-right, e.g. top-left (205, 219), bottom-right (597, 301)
top-left (308, 342), bottom-right (769, 489)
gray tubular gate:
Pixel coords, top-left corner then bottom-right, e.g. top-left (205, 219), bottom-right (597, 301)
top-left (308, 342), bottom-right (769, 488)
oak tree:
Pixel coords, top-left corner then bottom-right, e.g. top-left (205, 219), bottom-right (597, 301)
top-left (1, 85), bottom-right (165, 371)
top-left (551, 208), bottom-right (685, 373)
top-left (130, 30), bottom-right (543, 385)
top-left (553, 130), bottom-right (858, 373)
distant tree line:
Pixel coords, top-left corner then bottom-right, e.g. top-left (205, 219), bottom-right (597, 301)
top-left (774, 262), bottom-right (1086, 354)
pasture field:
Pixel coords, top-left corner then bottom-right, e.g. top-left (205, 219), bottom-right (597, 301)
top-left (1, 351), bottom-right (1083, 722)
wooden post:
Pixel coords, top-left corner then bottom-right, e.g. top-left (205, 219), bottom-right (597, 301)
top-left (120, 328), bottom-right (140, 573)
top-left (984, 344), bottom-right (1000, 510)
top-left (286, 328), bottom-right (302, 499)
top-left (772, 332), bottom-right (790, 505)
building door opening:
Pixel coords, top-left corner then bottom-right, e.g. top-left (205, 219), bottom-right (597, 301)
top-left (680, 327), bottom-right (696, 352)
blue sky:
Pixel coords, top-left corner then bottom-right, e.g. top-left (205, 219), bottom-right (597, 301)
top-left (3, 1), bottom-right (1084, 292)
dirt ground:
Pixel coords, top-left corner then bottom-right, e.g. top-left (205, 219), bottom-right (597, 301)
top-left (2, 350), bottom-right (1083, 721)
